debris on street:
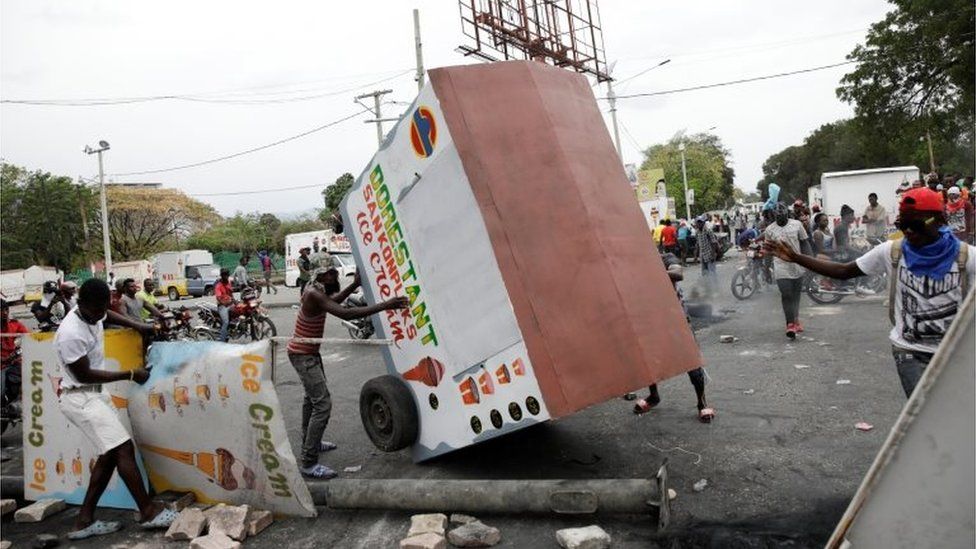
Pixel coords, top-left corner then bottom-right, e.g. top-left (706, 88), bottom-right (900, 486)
top-left (165, 507), bottom-right (209, 541)
top-left (555, 525), bottom-right (611, 549)
top-left (836, 379), bottom-right (852, 385)
top-left (855, 422), bottom-right (874, 432)
top-left (743, 389), bottom-right (755, 395)
top-left (159, 490), bottom-right (196, 511)
top-left (407, 513), bottom-right (448, 537)
top-left (190, 532), bottom-right (242, 549)
top-left (246, 509), bottom-right (274, 536)
top-left (449, 513), bottom-right (478, 526)
top-left (693, 479), bottom-right (709, 492)
top-left (719, 335), bottom-right (737, 343)
top-left (32, 534), bottom-right (59, 549)
top-left (14, 499), bottom-right (65, 523)
top-left (400, 532), bottom-right (447, 549)
top-left (0, 499), bottom-right (15, 516)
top-left (793, 364), bottom-right (811, 369)
top-left (447, 520), bottom-right (502, 547)
top-left (203, 504), bottom-right (250, 541)
top-left (343, 465), bottom-right (363, 473)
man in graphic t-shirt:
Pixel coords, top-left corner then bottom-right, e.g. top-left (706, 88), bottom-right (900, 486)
top-left (767, 188), bottom-right (975, 397)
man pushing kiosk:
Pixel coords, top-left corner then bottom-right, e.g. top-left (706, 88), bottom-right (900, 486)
top-left (341, 60), bottom-right (703, 462)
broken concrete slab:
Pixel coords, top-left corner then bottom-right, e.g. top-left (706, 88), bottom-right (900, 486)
top-left (449, 513), bottom-right (478, 525)
top-left (447, 520), bottom-right (501, 547)
top-left (407, 513), bottom-right (448, 537)
top-left (190, 532), bottom-right (242, 549)
top-left (555, 525), bottom-right (611, 549)
top-left (158, 490), bottom-right (196, 511)
top-left (165, 507), bottom-right (209, 541)
top-left (1, 540), bottom-right (11, 549)
top-left (204, 503), bottom-right (250, 541)
top-left (14, 499), bottom-right (66, 523)
top-left (400, 532), bottom-right (446, 549)
top-left (0, 499), bottom-right (15, 516)
top-left (247, 509), bottom-right (274, 537)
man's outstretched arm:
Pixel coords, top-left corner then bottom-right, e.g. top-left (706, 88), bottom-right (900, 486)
top-left (766, 241), bottom-right (864, 280)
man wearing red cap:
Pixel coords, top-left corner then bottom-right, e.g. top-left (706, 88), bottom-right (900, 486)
top-left (767, 188), bottom-right (974, 397)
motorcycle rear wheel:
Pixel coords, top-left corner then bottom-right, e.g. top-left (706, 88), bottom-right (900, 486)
top-left (731, 270), bottom-right (756, 300)
top-left (250, 317), bottom-right (277, 341)
top-left (806, 275), bottom-right (845, 305)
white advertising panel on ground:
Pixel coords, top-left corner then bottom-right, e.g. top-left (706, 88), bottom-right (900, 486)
top-left (130, 340), bottom-right (315, 517)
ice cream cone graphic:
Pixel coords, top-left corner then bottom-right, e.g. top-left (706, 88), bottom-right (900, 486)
top-left (196, 385), bottom-right (211, 401)
top-left (459, 377), bottom-right (480, 405)
top-left (56, 458), bottom-right (65, 476)
top-left (402, 356), bottom-right (445, 387)
top-left (140, 445), bottom-right (256, 492)
top-left (218, 384), bottom-right (230, 400)
top-left (148, 391), bottom-right (166, 412)
top-left (110, 394), bottom-right (129, 409)
top-left (71, 456), bottom-right (82, 476)
top-left (495, 364), bottom-right (511, 384)
top-left (174, 385), bottom-right (190, 406)
top-left (478, 369), bottom-right (495, 395)
top-left (512, 358), bottom-right (526, 376)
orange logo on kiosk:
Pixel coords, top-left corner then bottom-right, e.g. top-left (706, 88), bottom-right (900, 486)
top-left (410, 106), bottom-right (438, 158)
top-left (478, 370), bottom-right (495, 395)
top-left (402, 356), bottom-right (445, 387)
top-left (495, 364), bottom-right (511, 384)
top-left (459, 377), bottom-right (480, 405)
top-left (511, 358), bottom-right (526, 376)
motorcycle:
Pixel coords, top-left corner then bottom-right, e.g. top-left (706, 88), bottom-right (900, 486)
top-left (1, 348), bottom-right (22, 435)
top-left (340, 293), bottom-right (375, 340)
top-left (804, 272), bottom-right (886, 304)
top-left (153, 306), bottom-right (195, 341)
top-left (730, 241), bottom-right (772, 300)
top-left (195, 287), bottom-right (277, 342)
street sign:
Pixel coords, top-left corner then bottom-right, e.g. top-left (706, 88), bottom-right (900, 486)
top-left (687, 188), bottom-right (695, 205)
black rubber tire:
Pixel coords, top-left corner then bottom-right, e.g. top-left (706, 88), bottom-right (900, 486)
top-left (204, 286), bottom-right (214, 297)
top-left (360, 375), bottom-right (419, 452)
top-left (730, 270), bottom-right (755, 300)
top-left (806, 275), bottom-right (845, 305)
top-left (251, 317), bottom-right (277, 340)
top-left (168, 287), bottom-right (180, 302)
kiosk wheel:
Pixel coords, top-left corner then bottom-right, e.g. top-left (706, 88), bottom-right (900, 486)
top-left (360, 375), bottom-right (419, 452)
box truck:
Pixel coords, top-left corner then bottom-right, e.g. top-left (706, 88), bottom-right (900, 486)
top-left (811, 166), bottom-right (919, 238)
top-left (283, 230), bottom-right (351, 286)
top-left (151, 250), bottom-right (214, 301)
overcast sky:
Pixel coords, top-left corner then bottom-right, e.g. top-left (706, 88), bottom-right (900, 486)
top-left (1, 0), bottom-right (892, 216)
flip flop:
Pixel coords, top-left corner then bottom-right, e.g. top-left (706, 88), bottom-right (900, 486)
top-left (319, 441), bottom-right (338, 453)
top-left (68, 520), bottom-right (123, 540)
top-left (140, 507), bottom-right (178, 529)
top-left (699, 407), bottom-right (716, 423)
top-left (633, 398), bottom-right (658, 415)
top-left (300, 463), bottom-right (338, 479)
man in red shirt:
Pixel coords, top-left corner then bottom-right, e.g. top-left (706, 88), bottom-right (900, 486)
top-left (1, 299), bottom-right (30, 406)
top-left (660, 219), bottom-right (679, 255)
top-left (214, 269), bottom-right (234, 342)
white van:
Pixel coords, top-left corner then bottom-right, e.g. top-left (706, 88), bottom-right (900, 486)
top-left (111, 260), bottom-right (155, 287)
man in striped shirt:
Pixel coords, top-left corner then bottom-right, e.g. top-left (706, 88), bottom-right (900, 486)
top-left (288, 267), bottom-right (408, 479)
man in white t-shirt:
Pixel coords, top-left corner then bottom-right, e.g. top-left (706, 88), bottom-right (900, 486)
top-left (54, 279), bottom-right (178, 539)
top-left (768, 188), bottom-right (974, 397)
top-left (763, 202), bottom-right (811, 339)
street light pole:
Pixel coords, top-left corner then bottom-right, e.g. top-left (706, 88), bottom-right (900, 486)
top-left (85, 141), bottom-right (112, 278)
top-left (679, 142), bottom-right (691, 221)
top-left (607, 79), bottom-right (622, 160)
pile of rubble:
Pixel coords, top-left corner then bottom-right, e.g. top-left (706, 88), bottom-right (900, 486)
top-left (397, 513), bottom-right (611, 549)
top-left (0, 492), bottom-right (275, 548)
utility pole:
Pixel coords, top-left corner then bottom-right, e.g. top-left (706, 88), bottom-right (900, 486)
top-left (679, 142), bottom-right (691, 221)
top-left (925, 130), bottom-right (936, 173)
top-left (84, 141), bottom-right (112, 277)
top-left (606, 79), bottom-right (622, 161)
top-left (413, 9), bottom-right (425, 92)
top-left (356, 89), bottom-right (394, 147)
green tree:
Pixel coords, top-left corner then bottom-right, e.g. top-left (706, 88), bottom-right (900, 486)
top-left (1, 163), bottom-right (97, 272)
top-left (837, 0), bottom-right (975, 175)
top-left (320, 172), bottom-right (355, 227)
top-left (105, 186), bottom-right (220, 260)
top-left (639, 133), bottom-right (735, 216)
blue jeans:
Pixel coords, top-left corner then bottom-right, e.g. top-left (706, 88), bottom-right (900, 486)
top-left (892, 347), bottom-right (932, 398)
top-left (218, 305), bottom-right (230, 342)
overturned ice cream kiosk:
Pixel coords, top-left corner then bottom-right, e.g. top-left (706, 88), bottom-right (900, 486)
top-left (342, 60), bottom-right (701, 462)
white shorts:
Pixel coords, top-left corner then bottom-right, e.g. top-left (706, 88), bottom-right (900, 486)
top-left (58, 391), bottom-right (131, 455)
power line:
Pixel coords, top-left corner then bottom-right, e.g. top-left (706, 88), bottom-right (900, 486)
top-left (109, 108), bottom-right (370, 177)
top-left (188, 183), bottom-right (326, 197)
top-left (1, 69), bottom-right (413, 106)
top-left (609, 60), bottom-right (857, 100)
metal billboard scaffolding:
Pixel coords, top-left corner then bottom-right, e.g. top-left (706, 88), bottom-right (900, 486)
top-left (457, 0), bottom-right (612, 82)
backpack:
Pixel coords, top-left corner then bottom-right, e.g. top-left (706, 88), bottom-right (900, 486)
top-left (888, 238), bottom-right (970, 324)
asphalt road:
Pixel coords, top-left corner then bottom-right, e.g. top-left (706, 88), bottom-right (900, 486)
top-left (1, 252), bottom-right (907, 548)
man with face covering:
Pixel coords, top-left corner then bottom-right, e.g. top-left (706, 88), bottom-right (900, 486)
top-left (767, 188), bottom-right (974, 397)
top-left (286, 267), bottom-right (408, 479)
top-left (763, 202), bottom-right (811, 339)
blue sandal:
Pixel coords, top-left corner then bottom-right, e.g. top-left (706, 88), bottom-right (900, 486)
top-left (68, 520), bottom-right (123, 539)
top-left (319, 441), bottom-right (338, 453)
top-left (300, 463), bottom-right (337, 479)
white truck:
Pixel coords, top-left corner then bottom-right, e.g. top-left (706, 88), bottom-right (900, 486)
top-left (809, 166), bottom-right (919, 238)
top-left (111, 260), bottom-right (154, 287)
top-left (283, 230), bottom-right (352, 287)
top-left (151, 250), bottom-right (214, 301)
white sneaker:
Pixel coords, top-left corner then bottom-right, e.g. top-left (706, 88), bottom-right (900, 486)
top-left (855, 287), bottom-right (876, 296)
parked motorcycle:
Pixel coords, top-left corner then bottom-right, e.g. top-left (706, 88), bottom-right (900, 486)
top-left (805, 272), bottom-right (887, 304)
top-left (730, 241), bottom-right (773, 300)
top-left (153, 306), bottom-right (195, 341)
top-left (1, 348), bottom-right (22, 435)
top-left (340, 293), bottom-right (375, 340)
top-left (195, 287), bottom-right (277, 342)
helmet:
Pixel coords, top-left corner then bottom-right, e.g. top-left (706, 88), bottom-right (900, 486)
top-left (42, 281), bottom-right (59, 294)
